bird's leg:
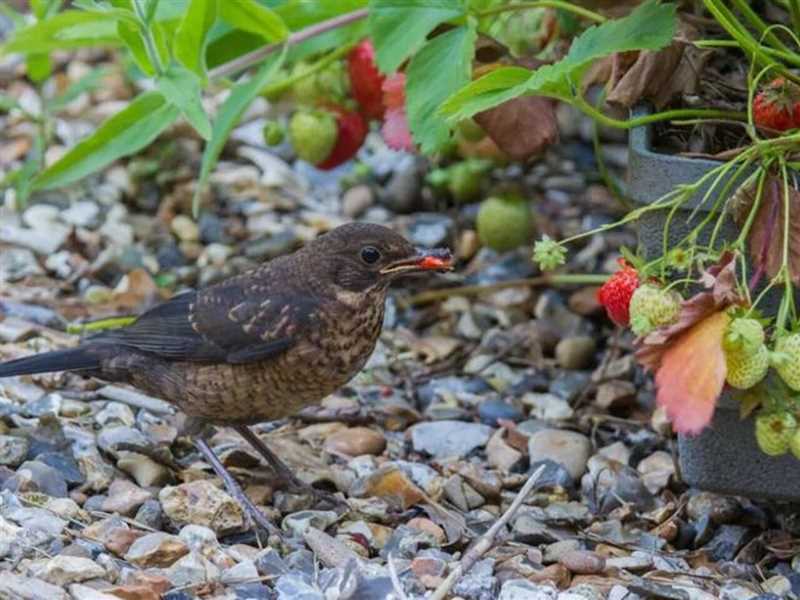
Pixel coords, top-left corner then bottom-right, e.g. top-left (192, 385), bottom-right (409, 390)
top-left (193, 437), bottom-right (282, 538)
top-left (233, 425), bottom-right (345, 510)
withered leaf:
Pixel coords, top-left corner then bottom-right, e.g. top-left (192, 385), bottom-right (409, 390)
top-left (745, 175), bottom-right (800, 285)
top-left (583, 21), bottom-right (710, 110)
top-left (654, 310), bottom-right (729, 435)
top-left (474, 95), bottom-right (559, 161)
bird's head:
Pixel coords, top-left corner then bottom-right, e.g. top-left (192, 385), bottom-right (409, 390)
top-left (308, 222), bottom-right (453, 292)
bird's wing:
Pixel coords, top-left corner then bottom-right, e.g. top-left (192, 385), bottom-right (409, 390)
top-left (89, 270), bottom-right (318, 364)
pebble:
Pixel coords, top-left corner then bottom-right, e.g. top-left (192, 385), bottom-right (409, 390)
top-left (410, 421), bottom-right (493, 458)
top-left (117, 451), bottom-right (173, 487)
top-left (171, 215), bottom-right (200, 242)
top-left (594, 380), bottom-right (636, 410)
top-left (499, 579), bottom-right (558, 600)
top-left (704, 525), bottom-right (751, 561)
top-left (528, 430), bottom-right (592, 480)
top-left (636, 451), bottom-right (675, 494)
top-left (0, 435), bottom-right (29, 467)
top-left (342, 184), bottom-right (374, 217)
top-left (522, 393), bottom-right (574, 421)
top-left (96, 426), bottom-right (150, 458)
top-left (124, 532), bottom-right (190, 568)
top-left (323, 427), bottom-right (386, 457)
top-left (28, 555), bottom-right (105, 586)
top-left (165, 551), bottom-right (221, 588)
top-left (478, 399), bottom-right (524, 425)
top-left (159, 479), bottom-right (244, 534)
top-left (558, 550), bottom-right (606, 574)
top-left (101, 479), bottom-right (152, 516)
top-left (66, 585), bottom-right (119, 600)
top-left (555, 336), bottom-right (596, 370)
top-left (0, 573), bottom-right (69, 600)
top-left (4, 460), bottom-right (68, 497)
top-left (687, 492), bottom-right (742, 525)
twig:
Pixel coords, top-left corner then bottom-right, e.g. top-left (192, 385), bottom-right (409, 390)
top-left (406, 274), bottom-right (608, 306)
top-left (388, 553), bottom-right (411, 600)
top-left (428, 465), bottom-right (545, 600)
top-left (208, 9), bottom-right (368, 80)
top-left (97, 385), bottom-right (174, 415)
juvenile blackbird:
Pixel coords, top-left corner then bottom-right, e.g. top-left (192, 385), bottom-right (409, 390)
top-left (0, 222), bottom-right (452, 533)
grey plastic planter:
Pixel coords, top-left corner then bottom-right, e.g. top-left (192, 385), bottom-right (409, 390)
top-left (628, 106), bottom-right (800, 502)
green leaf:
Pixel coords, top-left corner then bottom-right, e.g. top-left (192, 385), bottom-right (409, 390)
top-left (175, 0), bottom-right (218, 77)
top-left (26, 53), bottom-right (52, 83)
top-left (440, 0), bottom-right (677, 121)
top-left (439, 66), bottom-right (531, 121)
top-left (117, 20), bottom-right (155, 75)
top-left (157, 65), bottom-right (212, 139)
top-left (368, 0), bottom-right (466, 73)
top-left (195, 49), bottom-right (285, 215)
top-left (33, 91), bottom-right (179, 191)
top-left (219, 1), bottom-right (288, 41)
top-left (406, 25), bottom-right (476, 154)
top-left (1, 10), bottom-right (123, 54)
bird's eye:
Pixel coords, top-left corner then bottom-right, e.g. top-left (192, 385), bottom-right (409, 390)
top-left (360, 246), bottom-right (381, 264)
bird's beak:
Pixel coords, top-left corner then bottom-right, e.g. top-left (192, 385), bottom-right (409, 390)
top-left (380, 248), bottom-right (454, 275)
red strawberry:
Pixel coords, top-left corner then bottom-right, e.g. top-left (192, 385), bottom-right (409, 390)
top-left (316, 105), bottom-right (368, 170)
top-left (381, 73), bottom-right (414, 152)
top-left (597, 259), bottom-right (640, 327)
top-left (347, 39), bottom-right (385, 120)
top-left (753, 77), bottom-right (800, 132)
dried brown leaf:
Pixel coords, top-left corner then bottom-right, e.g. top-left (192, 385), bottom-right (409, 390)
top-left (474, 95), bottom-right (559, 161)
top-left (583, 22), bottom-right (710, 110)
top-left (746, 175), bottom-right (800, 285)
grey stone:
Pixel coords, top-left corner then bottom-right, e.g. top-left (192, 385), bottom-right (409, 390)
top-left (499, 579), bottom-right (558, 600)
top-left (4, 460), bottom-right (67, 497)
top-left (410, 421), bottom-right (493, 458)
top-left (453, 557), bottom-right (496, 600)
top-left (0, 573), bottom-right (69, 600)
top-left (0, 435), bottom-right (29, 467)
top-left (528, 430), bottom-right (591, 480)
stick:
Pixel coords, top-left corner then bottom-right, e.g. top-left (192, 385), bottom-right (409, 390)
top-left (406, 274), bottom-right (608, 306)
top-left (388, 553), bottom-right (411, 600)
top-left (208, 9), bottom-right (368, 80)
top-left (428, 464), bottom-right (546, 600)
top-left (97, 385), bottom-right (174, 415)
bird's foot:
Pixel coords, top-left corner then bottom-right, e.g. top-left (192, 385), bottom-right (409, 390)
top-left (193, 438), bottom-right (283, 540)
top-left (273, 475), bottom-right (347, 511)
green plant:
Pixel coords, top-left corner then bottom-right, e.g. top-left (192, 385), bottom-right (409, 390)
top-left (1, 0), bottom-right (701, 216)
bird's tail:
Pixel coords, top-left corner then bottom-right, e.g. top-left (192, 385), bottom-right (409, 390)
top-left (0, 347), bottom-right (101, 377)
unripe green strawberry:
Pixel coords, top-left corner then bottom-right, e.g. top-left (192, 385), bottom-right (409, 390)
top-left (755, 411), bottom-right (797, 456)
top-left (723, 317), bottom-right (765, 355)
top-left (773, 333), bottom-right (800, 391)
top-left (628, 284), bottom-right (681, 336)
top-left (476, 194), bottom-right (533, 252)
top-left (288, 110), bottom-right (337, 165)
top-left (262, 120), bottom-right (284, 146)
top-left (790, 428), bottom-right (800, 460)
top-left (725, 343), bottom-right (769, 389)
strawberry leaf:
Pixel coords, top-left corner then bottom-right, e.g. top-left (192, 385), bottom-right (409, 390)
top-left (655, 310), bottom-right (729, 435)
top-left (406, 25), bottom-right (476, 154)
top-left (368, 0), bottom-right (466, 73)
top-left (440, 0), bottom-right (677, 122)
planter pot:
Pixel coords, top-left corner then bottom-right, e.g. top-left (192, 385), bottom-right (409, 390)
top-left (627, 105), bottom-right (800, 502)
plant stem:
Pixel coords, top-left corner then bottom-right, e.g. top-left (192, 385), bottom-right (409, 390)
top-left (572, 94), bottom-right (746, 129)
top-left (133, 0), bottom-right (164, 76)
top-left (260, 42), bottom-right (355, 98)
top-left (476, 1), bottom-right (605, 23)
top-left (729, 0), bottom-right (791, 53)
top-left (694, 39), bottom-right (800, 69)
top-left (788, 0), bottom-right (800, 38)
top-left (208, 9), bottom-right (368, 81)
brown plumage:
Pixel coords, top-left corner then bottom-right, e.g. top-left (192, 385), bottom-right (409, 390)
top-left (0, 222), bottom-right (452, 534)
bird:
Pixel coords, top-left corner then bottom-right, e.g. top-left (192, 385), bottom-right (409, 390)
top-left (0, 222), bottom-right (453, 534)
